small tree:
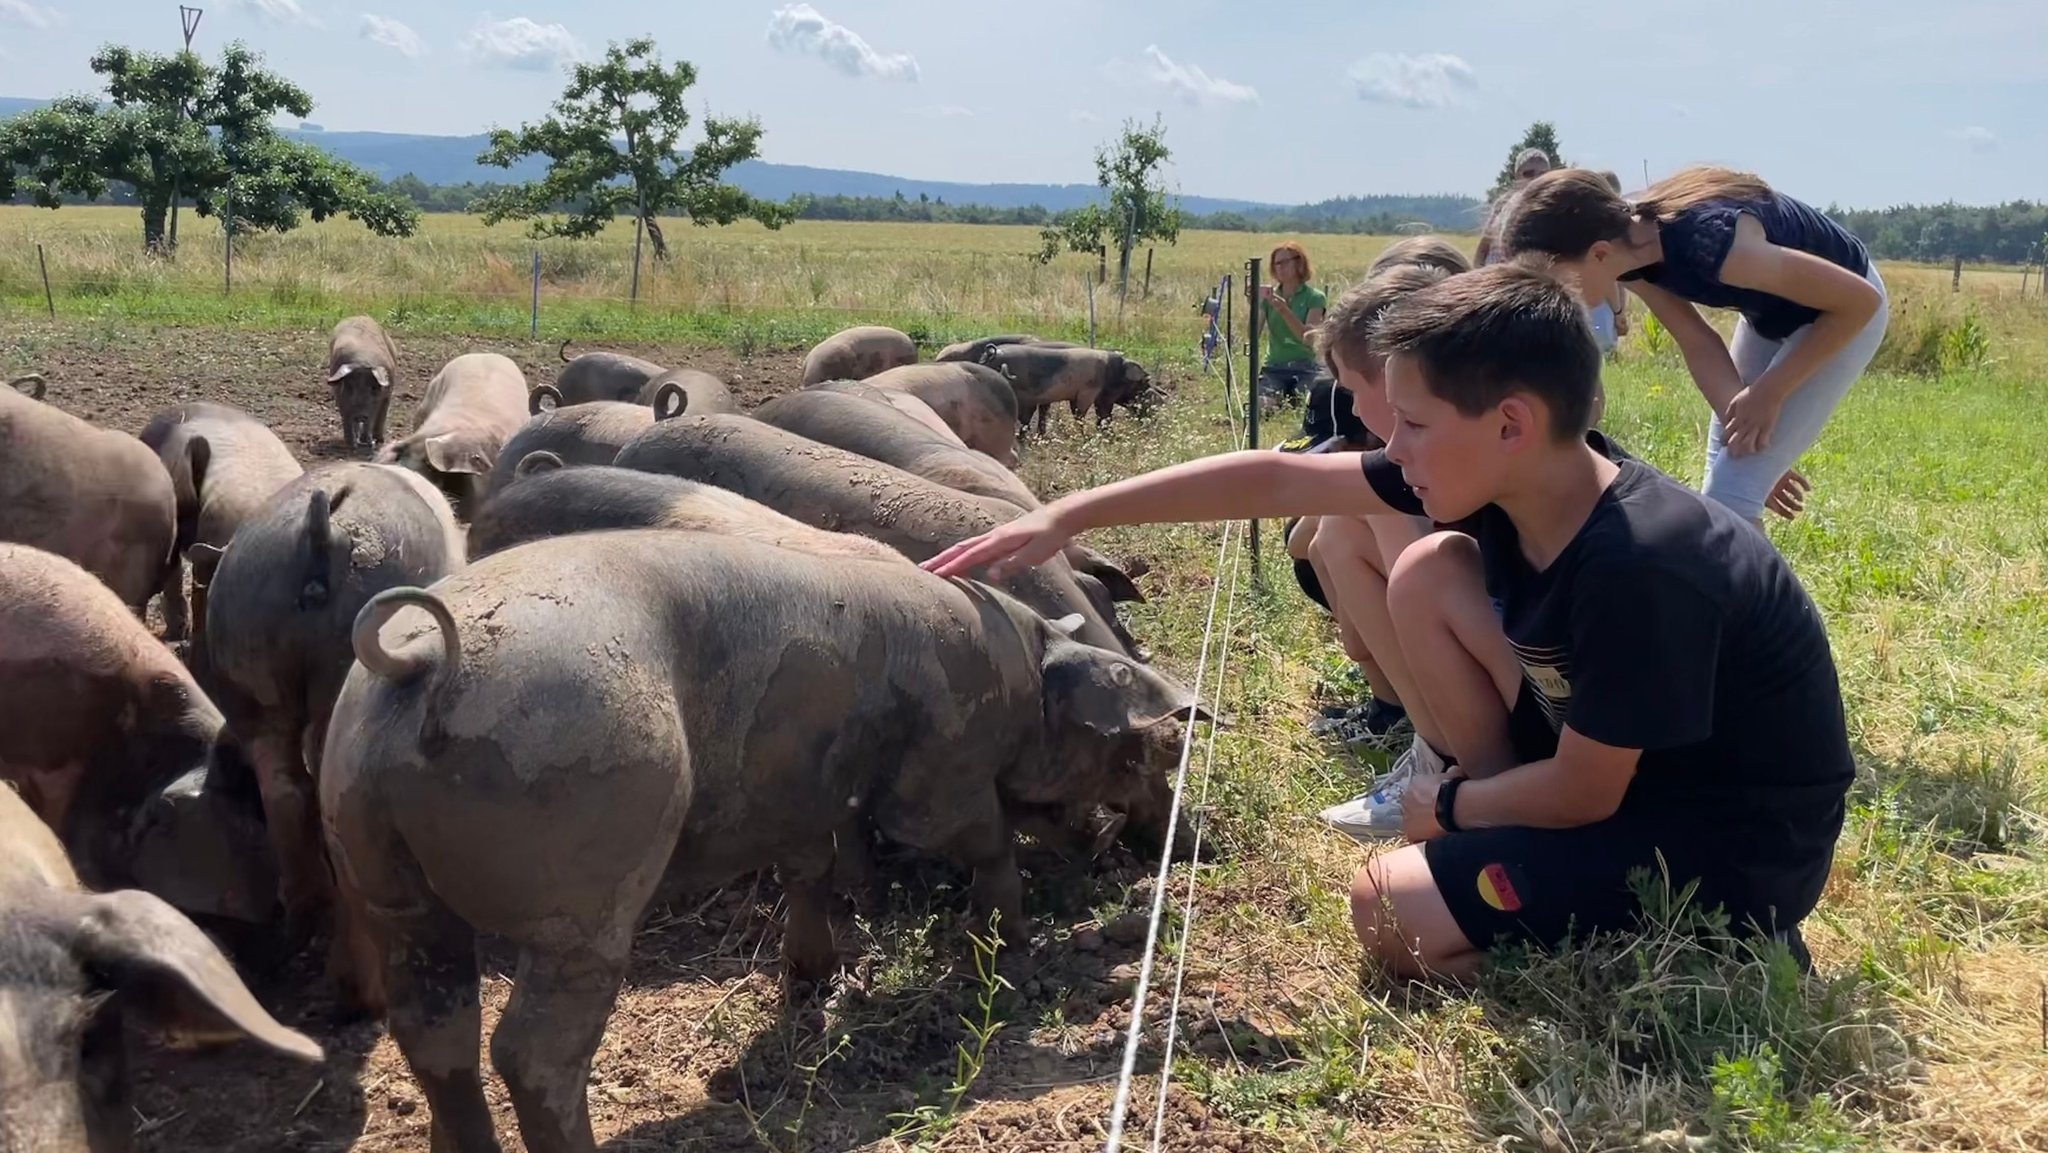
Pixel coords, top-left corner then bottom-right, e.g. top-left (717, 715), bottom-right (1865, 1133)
top-left (475, 37), bottom-right (798, 292)
top-left (0, 42), bottom-right (417, 253)
top-left (1489, 121), bottom-right (1566, 199)
top-left (1037, 115), bottom-right (1184, 288)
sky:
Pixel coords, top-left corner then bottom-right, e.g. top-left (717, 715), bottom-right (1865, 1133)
top-left (1, 0), bottom-right (2043, 208)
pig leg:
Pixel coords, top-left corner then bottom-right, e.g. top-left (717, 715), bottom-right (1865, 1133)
top-left (159, 549), bottom-right (190, 642)
top-left (378, 892), bottom-right (498, 1153)
top-left (246, 727), bottom-right (331, 950)
top-left (970, 841), bottom-right (1030, 949)
top-left (778, 849), bottom-right (840, 983)
top-left (492, 943), bottom-right (630, 1153)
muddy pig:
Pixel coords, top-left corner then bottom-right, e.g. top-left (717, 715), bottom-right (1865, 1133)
top-left (648, 368), bottom-right (740, 418)
top-left (140, 401), bottom-right (304, 644)
top-left (800, 378), bottom-right (965, 446)
top-left (468, 464), bottom-right (911, 564)
top-left (323, 529), bottom-right (1196, 1153)
top-left (203, 463), bottom-right (465, 1010)
top-left (377, 352), bottom-right (528, 518)
top-left (0, 544), bottom-right (276, 922)
top-left (933, 334), bottom-right (1077, 364)
top-left (613, 415), bottom-right (1130, 655)
top-left (859, 362), bottom-right (1021, 466)
top-left (1, 378), bottom-right (176, 615)
top-left (984, 345), bottom-right (1152, 436)
top-left (486, 401), bottom-right (653, 499)
top-left (534, 342), bottom-right (667, 409)
top-left (326, 315), bottom-right (400, 450)
top-left (800, 324), bottom-right (917, 386)
top-left (0, 784), bottom-right (321, 1152)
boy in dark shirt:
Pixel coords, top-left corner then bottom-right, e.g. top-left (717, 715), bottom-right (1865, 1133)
top-left (922, 263), bottom-right (1853, 977)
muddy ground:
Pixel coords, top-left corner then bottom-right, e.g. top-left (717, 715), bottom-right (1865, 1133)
top-left (6, 323), bottom-right (1287, 1153)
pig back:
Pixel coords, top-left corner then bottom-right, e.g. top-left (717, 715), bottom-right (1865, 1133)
top-left (0, 389), bottom-right (175, 608)
top-left (489, 402), bottom-right (654, 497)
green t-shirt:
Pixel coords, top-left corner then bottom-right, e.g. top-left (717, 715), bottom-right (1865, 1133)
top-left (1263, 283), bottom-right (1327, 368)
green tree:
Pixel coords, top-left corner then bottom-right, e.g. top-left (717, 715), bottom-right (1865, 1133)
top-left (1489, 121), bottom-right (1565, 199)
top-left (475, 37), bottom-right (798, 291)
top-left (1037, 115), bottom-right (1184, 287)
top-left (0, 42), bottom-right (417, 253)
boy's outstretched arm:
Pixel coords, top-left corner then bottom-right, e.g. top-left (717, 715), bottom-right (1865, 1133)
top-left (923, 448), bottom-right (1400, 579)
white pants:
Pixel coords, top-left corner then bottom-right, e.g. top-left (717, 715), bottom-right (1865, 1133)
top-left (1706, 264), bottom-right (1889, 521)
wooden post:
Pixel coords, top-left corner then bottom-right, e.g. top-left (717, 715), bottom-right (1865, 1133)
top-left (223, 179), bottom-right (233, 295)
top-left (37, 244), bottom-right (54, 318)
top-left (1097, 245), bottom-right (1107, 285)
top-left (530, 250), bottom-right (542, 339)
top-left (630, 213), bottom-right (645, 308)
top-left (1087, 278), bottom-right (1097, 348)
top-left (1142, 247), bottom-right (1154, 299)
top-left (1953, 253), bottom-right (1963, 292)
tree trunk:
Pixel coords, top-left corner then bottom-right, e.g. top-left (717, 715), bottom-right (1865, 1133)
top-left (142, 199), bottom-right (171, 256)
top-left (646, 216), bottom-right (668, 262)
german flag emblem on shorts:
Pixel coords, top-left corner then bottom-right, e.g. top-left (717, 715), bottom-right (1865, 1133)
top-left (1477, 863), bottom-right (1522, 913)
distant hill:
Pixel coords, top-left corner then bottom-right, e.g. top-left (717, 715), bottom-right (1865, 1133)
top-left (1, 95), bottom-right (1482, 229)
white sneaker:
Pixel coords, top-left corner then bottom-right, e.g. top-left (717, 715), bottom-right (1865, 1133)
top-left (1317, 736), bottom-right (1448, 844)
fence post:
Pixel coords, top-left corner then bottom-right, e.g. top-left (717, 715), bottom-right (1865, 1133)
top-left (37, 244), bottom-right (54, 318)
top-left (630, 215), bottom-right (645, 308)
top-left (1087, 278), bottom-right (1097, 348)
top-left (1142, 247), bottom-right (1154, 299)
top-left (1245, 256), bottom-right (1263, 573)
top-left (1097, 245), bottom-right (1107, 285)
top-left (223, 179), bottom-right (233, 295)
top-left (1221, 272), bottom-right (1234, 401)
top-left (530, 250), bottom-right (542, 340)
top-left (1952, 253), bottom-right (1962, 292)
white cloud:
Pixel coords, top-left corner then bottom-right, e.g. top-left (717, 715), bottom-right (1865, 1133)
top-left (226, 0), bottom-right (319, 26)
top-left (766, 4), bottom-right (918, 82)
top-left (359, 14), bottom-right (425, 58)
top-left (0, 0), bottom-right (58, 29)
top-left (1071, 110), bottom-right (1099, 124)
top-left (462, 16), bottom-right (582, 71)
top-left (1952, 125), bottom-right (1998, 153)
top-left (1136, 46), bottom-right (1257, 106)
top-left (1346, 52), bottom-right (1477, 109)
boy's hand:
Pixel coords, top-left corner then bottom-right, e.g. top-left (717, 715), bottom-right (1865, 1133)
top-left (1766, 469), bottom-right (1812, 520)
top-left (1401, 770), bottom-right (1454, 843)
top-left (921, 507), bottom-right (1074, 580)
top-left (1722, 385), bottom-right (1785, 457)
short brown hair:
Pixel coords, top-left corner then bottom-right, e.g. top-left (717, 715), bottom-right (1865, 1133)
top-left (1269, 241), bottom-right (1313, 282)
top-left (1371, 263), bottom-right (1601, 441)
top-left (1315, 264), bottom-right (1452, 376)
top-left (1367, 235), bottom-right (1473, 278)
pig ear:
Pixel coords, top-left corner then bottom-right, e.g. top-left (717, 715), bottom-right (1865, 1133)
top-left (10, 373), bottom-right (48, 399)
top-left (371, 367), bottom-right (392, 391)
top-left (61, 888), bottom-right (322, 1062)
top-left (1069, 547), bottom-right (1144, 603)
top-left (425, 436), bottom-right (493, 475)
top-left (1048, 613), bottom-right (1086, 638)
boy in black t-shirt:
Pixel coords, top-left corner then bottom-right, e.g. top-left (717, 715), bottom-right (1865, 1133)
top-left (922, 263), bottom-right (1853, 978)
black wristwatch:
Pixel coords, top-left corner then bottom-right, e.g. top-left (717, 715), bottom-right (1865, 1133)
top-left (1434, 775), bottom-right (1466, 834)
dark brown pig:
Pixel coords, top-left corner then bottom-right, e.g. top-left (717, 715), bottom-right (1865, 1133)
top-left (534, 342), bottom-right (666, 410)
top-left (140, 401), bottom-right (304, 643)
top-left (983, 344), bottom-right (1152, 436)
top-left (0, 785), bottom-right (321, 1153)
top-left (648, 368), bottom-right (739, 419)
top-left (801, 324), bottom-right (917, 385)
top-left (860, 362), bottom-right (1021, 466)
top-left (612, 415), bottom-right (1132, 655)
top-left (377, 352), bottom-right (528, 517)
top-left (933, 334), bottom-right (1077, 364)
top-left (468, 465), bottom-right (911, 564)
top-left (800, 378), bottom-right (965, 446)
top-left (1, 380), bottom-right (176, 615)
top-left (486, 401), bottom-right (653, 499)
top-left (0, 544), bottom-right (276, 925)
top-left (326, 315), bottom-right (400, 450)
top-left (202, 463), bottom-right (465, 1010)
top-left (322, 529), bottom-right (1197, 1153)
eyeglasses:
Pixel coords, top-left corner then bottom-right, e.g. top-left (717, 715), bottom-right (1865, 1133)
top-left (1518, 167), bottom-right (1547, 179)
top-left (1272, 255), bottom-right (1300, 267)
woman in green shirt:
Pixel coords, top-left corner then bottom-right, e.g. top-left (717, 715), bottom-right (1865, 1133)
top-left (1257, 240), bottom-right (1329, 412)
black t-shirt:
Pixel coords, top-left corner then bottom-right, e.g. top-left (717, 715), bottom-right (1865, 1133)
top-left (1359, 439), bottom-right (1853, 867)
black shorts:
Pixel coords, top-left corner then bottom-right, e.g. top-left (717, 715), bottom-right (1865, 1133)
top-left (1426, 684), bottom-right (1835, 951)
top-left (1277, 435), bottom-right (1362, 614)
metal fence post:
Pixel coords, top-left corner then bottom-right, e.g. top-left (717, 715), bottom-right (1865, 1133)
top-left (1245, 256), bottom-right (1263, 572)
top-left (530, 250), bottom-right (542, 339)
top-left (37, 244), bottom-right (54, 318)
top-left (1087, 278), bottom-right (1097, 348)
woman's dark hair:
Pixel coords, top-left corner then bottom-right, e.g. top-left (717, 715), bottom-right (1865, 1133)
top-left (1367, 235), bottom-right (1472, 278)
top-left (1503, 164), bottom-right (1776, 259)
top-left (1316, 264), bottom-right (1453, 376)
top-left (1371, 263), bottom-right (1601, 441)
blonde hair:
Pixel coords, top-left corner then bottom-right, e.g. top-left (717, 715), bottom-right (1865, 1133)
top-left (1367, 235), bottom-right (1473, 278)
top-left (1315, 264), bottom-right (1453, 374)
top-left (1633, 165), bottom-right (1772, 221)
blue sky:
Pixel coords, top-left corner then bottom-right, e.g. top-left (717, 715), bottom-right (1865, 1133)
top-left (2, 0), bottom-right (2042, 207)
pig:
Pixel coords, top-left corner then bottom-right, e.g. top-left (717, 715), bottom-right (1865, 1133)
top-left (753, 390), bottom-right (1145, 604)
top-left (0, 785), bottom-right (321, 1153)
top-left (139, 401), bottom-right (305, 643)
top-left (0, 543), bottom-right (277, 928)
top-left (933, 334), bottom-right (1077, 365)
top-left (860, 362), bottom-right (1022, 466)
top-left (613, 415), bottom-right (1131, 655)
top-left (326, 315), bottom-right (400, 450)
top-left (801, 378), bottom-right (965, 446)
top-left (800, 324), bottom-right (918, 386)
top-left (648, 368), bottom-right (740, 419)
top-left (322, 529), bottom-right (1197, 1153)
top-left (467, 464), bottom-right (911, 565)
top-left (377, 352), bottom-right (528, 517)
top-left (0, 381), bottom-right (176, 615)
top-left (486, 401), bottom-right (653, 499)
top-left (983, 345), bottom-right (1153, 436)
top-left (202, 462), bottom-right (465, 1009)
top-left (537, 343), bottom-right (666, 409)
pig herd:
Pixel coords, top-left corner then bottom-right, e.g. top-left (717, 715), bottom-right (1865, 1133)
top-left (0, 316), bottom-right (1183, 1153)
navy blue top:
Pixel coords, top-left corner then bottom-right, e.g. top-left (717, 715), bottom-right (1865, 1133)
top-left (1620, 195), bottom-right (1870, 341)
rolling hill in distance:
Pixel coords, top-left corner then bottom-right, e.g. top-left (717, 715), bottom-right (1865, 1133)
top-left (0, 96), bottom-right (1484, 229)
